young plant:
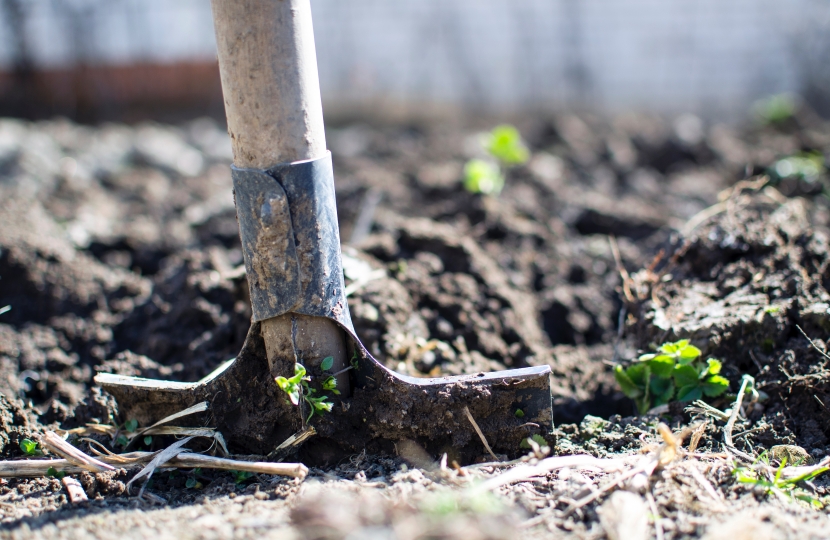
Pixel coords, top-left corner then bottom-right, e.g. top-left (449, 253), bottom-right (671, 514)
top-left (19, 438), bottom-right (42, 457)
top-left (771, 151), bottom-right (825, 183)
top-left (46, 466), bottom-right (66, 480)
top-left (754, 93), bottom-right (797, 125)
top-left (231, 470), bottom-right (253, 485)
top-left (464, 124), bottom-right (529, 195)
top-left (116, 418), bottom-right (140, 448)
top-left (275, 361), bottom-right (335, 423)
top-left (734, 455), bottom-right (829, 508)
top-left (184, 468), bottom-right (205, 489)
top-left (614, 339), bottom-right (730, 414)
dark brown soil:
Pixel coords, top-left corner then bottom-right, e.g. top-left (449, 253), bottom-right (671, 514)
top-left (3, 111), bottom-right (830, 537)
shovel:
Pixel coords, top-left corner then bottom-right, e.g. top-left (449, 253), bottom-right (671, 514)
top-left (95, 0), bottom-right (552, 463)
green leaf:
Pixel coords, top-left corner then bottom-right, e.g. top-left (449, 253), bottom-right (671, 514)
top-left (124, 419), bottom-right (138, 432)
top-left (702, 375), bottom-right (730, 397)
top-left (706, 358), bottom-right (722, 376)
top-left (679, 344), bottom-right (702, 360)
top-left (637, 353), bottom-right (656, 361)
top-left (288, 363), bottom-right (307, 384)
top-left (626, 363), bottom-right (649, 387)
top-left (186, 477), bottom-right (197, 489)
top-left (673, 364), bottom-right (700, 388)
top-left (233, 470), bottom-right (253, 484)
top-left (19, 439), bottom-right (38, 456)
top-left (485, 125), bottom-right (529, 165)
top-left (464, 159), bottom-right (504, 195)
top-left (320, 356), bottom-right (334, 371)
top-left (514, 409), bottom-right (525, 418)
top-left (315, 401), bottom-right (333, 413)
top-left (614, 366), bottom-right (643, 398)
top-left (116, 435), bottom-right (129, 448)
top-left (648, 355), bottom-right (675, 378)
top-left (676, 385), bottom-right (703, 402)
top-left (143, 435), bottom-right (153, 446)
top-left (46, 467), bottom-right (65, 480)
top-left (322, 376), bottom-right (337, 391)
top-left (650, 377), bottom-right (675, 406)
top-left (660, 340), bottom-right (688, 354)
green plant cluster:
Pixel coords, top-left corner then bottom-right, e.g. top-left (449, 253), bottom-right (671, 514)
top-left (275, 360), bottom-right (336, 423)
top-left (734, 453), bottom-right (829, 508)
top-left (754, 93), bottom-right (797, 125)
top-left (464, 125), bottom-right (529, 195)
top-left (614, 339), bottom-right (729, 414)
top-left (771, 151), bottom-right (825, 183)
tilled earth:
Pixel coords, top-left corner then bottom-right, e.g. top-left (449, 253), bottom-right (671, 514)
top-left (2, 110), bottom-right (830, 538)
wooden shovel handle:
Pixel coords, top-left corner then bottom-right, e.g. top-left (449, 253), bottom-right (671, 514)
top-left (211, 0), bottom-right (326, 168)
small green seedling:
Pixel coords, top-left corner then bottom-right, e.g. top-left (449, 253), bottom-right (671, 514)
top-left (46, 466), bottom-right (66, 480)
top-left (754, 93), bottom-right (797, 125)
top-left (520, 434), bottom-right (547, 449)
top-left (764, 305), bottom-right (781, 314)
top-left (734, 456), bottom-right (829, 508)
top-left (464, 124), bottom-right (530, 195)
top-left (19, 438), bottom-right (41, 457)
top-left (124, 419), bottom-right (138, 432)
top-left (771, 151), bottom-right (825, 183)
top-left (275, 363), bottom-right (335, 423)
top-left (485, 125), bottom-right (530, 165)
top-left (514, 409), bottom-right (525, 418)
top-left (614, 339), bottom-right (730, 414)
top-left (186, 467), bottom-right (204, 489)
top-left (231, 470), bottom-right (253, 485)
top-left (464, 159), bottom-right (504, 195)
top-left (143, 435), bottom-right (153, 447)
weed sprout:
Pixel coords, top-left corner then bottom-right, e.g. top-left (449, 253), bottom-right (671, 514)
top-left (463, 125), bottom-right (529, 195)
top-left (614, 339), bottom-right (730, 414)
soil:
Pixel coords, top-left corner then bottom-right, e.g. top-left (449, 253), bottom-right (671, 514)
top-left (2, 110), bottom-right (830, 538)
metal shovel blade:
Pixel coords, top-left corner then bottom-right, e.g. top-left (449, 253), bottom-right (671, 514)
top-left (96, 321), bottom-right (552, 461)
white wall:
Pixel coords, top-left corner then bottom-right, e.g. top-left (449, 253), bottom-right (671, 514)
top-left (1, 0), bottom-right (827, 118)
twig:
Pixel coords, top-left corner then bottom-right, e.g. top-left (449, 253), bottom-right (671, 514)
top-left (0, 453), bottom-right (308, 480)
top-left (61, 476), bottom-right (88, 503)
top-left (644, 490), bottom-right (664, 540)
top-left (41, 432), bottom-right (115, 473)
top-left (463, 406), bottom-right (498, 461)
top-left (609, 236), bottom-right (635, 303)
top-left (127, 437), bottom-right (194, 497)
top-left (681, 202), bottom-right (727, 237)
top-left (723, 375), bottom-right (755, 462)
top-left (684, 463), bottom-right (725, 509)
top-left (473, 455), bottom-right (631, 493)
top-left (688, 421), bottom-right (707, 454)
top-left (565, 458), bottom-right (659, 515)
top-left (269, 425), bottom-right (317, 460)
top-left (795, 324), bottom-right (830, 362)
top-left (129, 401), bottom-right (209, 444)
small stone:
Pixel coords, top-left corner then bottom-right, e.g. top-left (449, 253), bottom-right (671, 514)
top-left (770, 444), bottom-right (811, 465)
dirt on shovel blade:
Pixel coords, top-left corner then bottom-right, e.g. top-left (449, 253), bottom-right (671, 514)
top-left (3, 113), bottom-right (830, 538)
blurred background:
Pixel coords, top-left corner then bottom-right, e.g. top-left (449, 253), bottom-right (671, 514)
top-left (1, 0), bottom-right (830, 123)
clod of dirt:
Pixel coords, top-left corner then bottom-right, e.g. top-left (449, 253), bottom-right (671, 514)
top-left (0, 393), bottom-right (36, 457)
